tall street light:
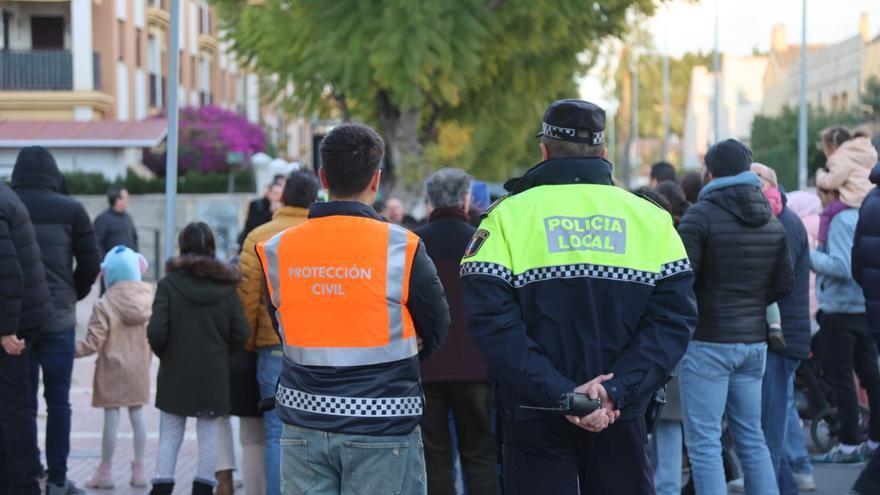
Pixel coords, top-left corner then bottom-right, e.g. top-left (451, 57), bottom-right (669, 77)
top-left (797, 0), bottom-right (808, 190)
top-left (165, 0), bottom-right (181, 261)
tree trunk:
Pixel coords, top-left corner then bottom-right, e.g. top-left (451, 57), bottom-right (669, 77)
top-left (375, 91), bottom-right (422, 195)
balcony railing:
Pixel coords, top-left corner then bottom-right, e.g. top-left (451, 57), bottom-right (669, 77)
top-left (0, 50), bottom-right (102, 91)
top-left (0, 50), bottom-right (72, 90)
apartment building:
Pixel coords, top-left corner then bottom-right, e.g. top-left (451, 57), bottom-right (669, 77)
top-left (763, 14), bottom-right (880, 116)
top-left (0, 0), bottom-right (260, 121)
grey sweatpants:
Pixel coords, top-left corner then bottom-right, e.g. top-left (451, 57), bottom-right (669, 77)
top-left (153, 411), bottom-right (219, 486)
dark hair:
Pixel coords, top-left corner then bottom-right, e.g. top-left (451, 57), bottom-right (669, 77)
top-left (680, 172), bottom-right (703, 204)
top-left (319, 124), bottom-right (385, 197)
top-left (541, 131), bottom-right (604, 159)
top-left (272, 174), bottom-right (286, 185)
top-left (650, 162), bottom-right (676, 183)
top-left (282, 170), bottom-right (320, 208)
top-left (178, 222), bottom-right (216, 258)
top-left (820, 126), bottom-right (853, 150)
top-left (107, 187), bottom-right (126, 207)
top-left (372, 198), bottom-right (387, 214)
top-left (637, 188), bottom-right (673, 214)
top-left (656, 180), bottom-right (690, 221)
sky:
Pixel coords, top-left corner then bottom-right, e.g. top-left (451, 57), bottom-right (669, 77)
top-left (579, 0), bottom-right (880, 109)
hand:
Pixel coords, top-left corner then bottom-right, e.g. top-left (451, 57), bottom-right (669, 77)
top-left (417, 336), bottom-right (424, 351)
top-left (566, 373), bottom-right (620, 432)
top-left (1, 335), bottom-right (26, 356)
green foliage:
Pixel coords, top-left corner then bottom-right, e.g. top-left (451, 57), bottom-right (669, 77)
top-left (63, 170), bottom-right (256, 195)
top-left (212, 0), bottom-right (655, 184)
top-left (750, 106), bottom-right (863, 191)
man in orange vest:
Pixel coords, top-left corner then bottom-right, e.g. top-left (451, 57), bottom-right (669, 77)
top-left (256, 123), bottom-right (450, 494)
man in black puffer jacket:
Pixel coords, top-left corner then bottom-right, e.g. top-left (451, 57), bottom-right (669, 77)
top-left (677, 139), bottom-right (793, 495)
top-left (0, 181), bottom-right (52, 495)
top-left (11, 146), bottom-right (101, 495)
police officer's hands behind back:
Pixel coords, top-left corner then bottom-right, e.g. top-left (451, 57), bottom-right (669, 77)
top-left (565, 373), bottom-right (619, 433)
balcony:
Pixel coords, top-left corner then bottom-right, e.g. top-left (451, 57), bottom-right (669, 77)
top-left (0, 50), bottom-right (72, 90)
top-left (0, 50), bottom-right (102, 91)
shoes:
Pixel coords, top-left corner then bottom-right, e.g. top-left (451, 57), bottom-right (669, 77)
top-left (149, 482), bottom-right (175, 495)
top-left (192, 480), bottom-right (215, 495)
top-left (85, 462), bottom-right (114, 489)
top-left (861, 442), bottom-right (878, 459)
top-left (792, 472), bottom-right (816, 491)
top-left (131, 461), bottom-right (148, 487)
top-left (811, 445), bottom-right (864, 464)
top-left (727, 478), bottom-right (745, 493)
top-left (45, 480), bottom-right (85, 495)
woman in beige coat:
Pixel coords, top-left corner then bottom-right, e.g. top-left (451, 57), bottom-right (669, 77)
top-left (75, 246), bottom-right (154, 489)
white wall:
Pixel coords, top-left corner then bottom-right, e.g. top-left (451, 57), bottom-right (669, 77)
top-left (0, 147), bottom-right (128, 181)
top-left (135, 69), bottom-right (147, 119)
top-left (117, 63), bottom-right (130, 119)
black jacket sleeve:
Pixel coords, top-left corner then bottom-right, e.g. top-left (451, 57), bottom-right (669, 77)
top-left (130, 213), bottom-right (139, 252)
top-left (0, 213), bottom-right (23, 335)
top-left (72, 203), bottom-right (101, 300)
top-left (147, 280), bottom-right (171, 357)
top-left (406, 241), bottom-right (450, 360)
top-left (768, 227), bottom-right (795, 304)
top-left (605, 270), bottom-right (697, 410)
top-left (93, 211), bottom-right (108, 255)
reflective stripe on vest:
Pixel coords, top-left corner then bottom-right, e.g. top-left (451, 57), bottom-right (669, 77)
top-left (257, 217), bottom-right (419, 367)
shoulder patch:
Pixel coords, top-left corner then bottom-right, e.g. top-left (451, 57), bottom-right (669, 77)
top-left (463, 229), bottom-right (490, 258)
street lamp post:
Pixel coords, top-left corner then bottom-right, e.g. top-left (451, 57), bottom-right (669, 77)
top-left (164, 0), bottom-right (181, 261)
top-left (712, 0), bottom-right (720, 143)
top-left (797, 0), bottom-right (808, 190)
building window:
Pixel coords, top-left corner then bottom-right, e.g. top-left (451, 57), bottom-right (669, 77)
top-left (148, 34), bottom-right (162, 108)
top-left (199, 55), bottom-right (211, 106)
top-left (199, 1), bottom-right (210, 35)
top-left (135, 28), bottom-right (142, 67)
top-left (191, 55), bottom-right (197, 88)
top-left (118, 20), bottom-right (125, 60)
top-left (841, 92), bottom-right (849, 110)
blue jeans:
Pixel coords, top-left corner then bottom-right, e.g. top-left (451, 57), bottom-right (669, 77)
top-left (785, 397), bottom-right (813, 475)
top-left (280, 423), bottom-right (427, 495)
top-left (681, 341), bottom-right (778, 495)
top-left (761, 352), bottom-right (801, 495)
top-left (651, 419), bottom-right (682, 495)
top-left (27, 329), bottom-right (75, 487)
top-left (257, 347), bottom-right (283, 495)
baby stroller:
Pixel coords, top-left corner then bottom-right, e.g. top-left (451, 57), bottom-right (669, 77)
top-left (795, 333), bottom-right (871, 453)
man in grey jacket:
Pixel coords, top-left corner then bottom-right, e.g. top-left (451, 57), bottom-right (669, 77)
top-left (93, 187), bottom-right (138, 256)
top-left (810, 190), bottom-right (880, 464)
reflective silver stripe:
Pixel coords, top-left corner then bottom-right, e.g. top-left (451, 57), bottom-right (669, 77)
top-left (284, 337), bottom-right (417, 367)
top-left (276, 384), bottom-right (423, 417)
top-left (262, 231), bottom-right (284, 309)
top-left (386, 224), bottom-right (409, 342)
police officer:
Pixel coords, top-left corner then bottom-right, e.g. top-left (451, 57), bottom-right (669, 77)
top-left (461, 100), bottom-right (698, 494)
top-left (256, 123), bottom-right (450, 494)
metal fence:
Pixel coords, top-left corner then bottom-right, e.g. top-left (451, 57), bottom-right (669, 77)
top-left (138, 227), bottom-right (163, 281)
top-left (0, 50), bottom-right (73, 90)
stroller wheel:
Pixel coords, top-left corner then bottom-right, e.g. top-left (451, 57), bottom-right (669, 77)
top-left (811, 408), bottom-right (837, 453)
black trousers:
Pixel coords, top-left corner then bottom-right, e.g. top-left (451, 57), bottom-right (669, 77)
top-left (501, 416), bottom-right (653, 495)
top-left (421, 382), bottom-right (497, 495)
top-left (0, 344), bottom-right (40, 495)
top-left (820, 312), bottom-right (880, 445)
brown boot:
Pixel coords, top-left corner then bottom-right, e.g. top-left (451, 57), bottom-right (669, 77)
top-left (215, 470), bottom-right (233, 495)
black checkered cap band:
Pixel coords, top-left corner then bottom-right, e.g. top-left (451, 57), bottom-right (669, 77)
top-left (461, 262), bottom-right (514, 285)
top-left (276, 385), bottom-right (423, 418)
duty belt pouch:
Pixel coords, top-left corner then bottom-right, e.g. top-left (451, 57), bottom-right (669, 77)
top-left (644, 384), bottom-right (667, 434)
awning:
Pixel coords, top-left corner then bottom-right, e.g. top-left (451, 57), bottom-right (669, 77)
top-left (0, 119), bottom-right (168, 148)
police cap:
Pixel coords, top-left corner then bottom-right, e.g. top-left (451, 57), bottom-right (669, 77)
top-left (536, 99), bottom-right (606, 146)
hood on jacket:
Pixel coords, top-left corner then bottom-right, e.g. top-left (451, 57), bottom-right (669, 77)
top-left (165, 255), bottom-right (239, 305)
top-left (11, 146), bottom-right (63, 192)
top-left (700, 171), bottom-right (772, 227)
top-left (104, 281), bottom-right (154, 325)
top-left (832, 137), bottom-right (878, 171)
top-left (871, 161), bottom-right (880, 185)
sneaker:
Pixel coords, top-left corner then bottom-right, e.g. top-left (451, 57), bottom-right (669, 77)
top-left (810, 445), bottom-right (864, 464)
top-left (727, 478), bottom-right (745, 493)
top-left (46, 480), bottom-right (86, 495)
top-left (792, 472), bottom-right (816, 491)
top-left (861, 442), bottom-right (878, 459)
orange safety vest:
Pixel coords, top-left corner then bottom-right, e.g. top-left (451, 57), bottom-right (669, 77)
top-left (256, 215), bottom-right (420, 367)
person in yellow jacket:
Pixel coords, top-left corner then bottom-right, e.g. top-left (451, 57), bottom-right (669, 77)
top-left (237, 169), bottom-right (320, 495)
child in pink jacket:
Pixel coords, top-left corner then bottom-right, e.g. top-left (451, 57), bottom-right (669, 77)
top-left (76, 246), bottom-right (154, 489)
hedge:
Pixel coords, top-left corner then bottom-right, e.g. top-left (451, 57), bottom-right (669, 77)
top-left (64, 170), bottom-right (256, 195)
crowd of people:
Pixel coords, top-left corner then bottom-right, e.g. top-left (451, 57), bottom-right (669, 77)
top-left (0, 97), bottom-right (878, 495)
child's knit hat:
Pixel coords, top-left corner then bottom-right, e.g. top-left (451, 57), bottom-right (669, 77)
top-left (102, 246), bottom-right (149, 288)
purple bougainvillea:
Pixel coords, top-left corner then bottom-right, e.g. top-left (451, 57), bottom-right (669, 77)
top-left (144, 106), bottom-right (266, 175)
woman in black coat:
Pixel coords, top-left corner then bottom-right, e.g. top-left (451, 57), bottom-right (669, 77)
top-left (147, 222), bottom-right (249, 495)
